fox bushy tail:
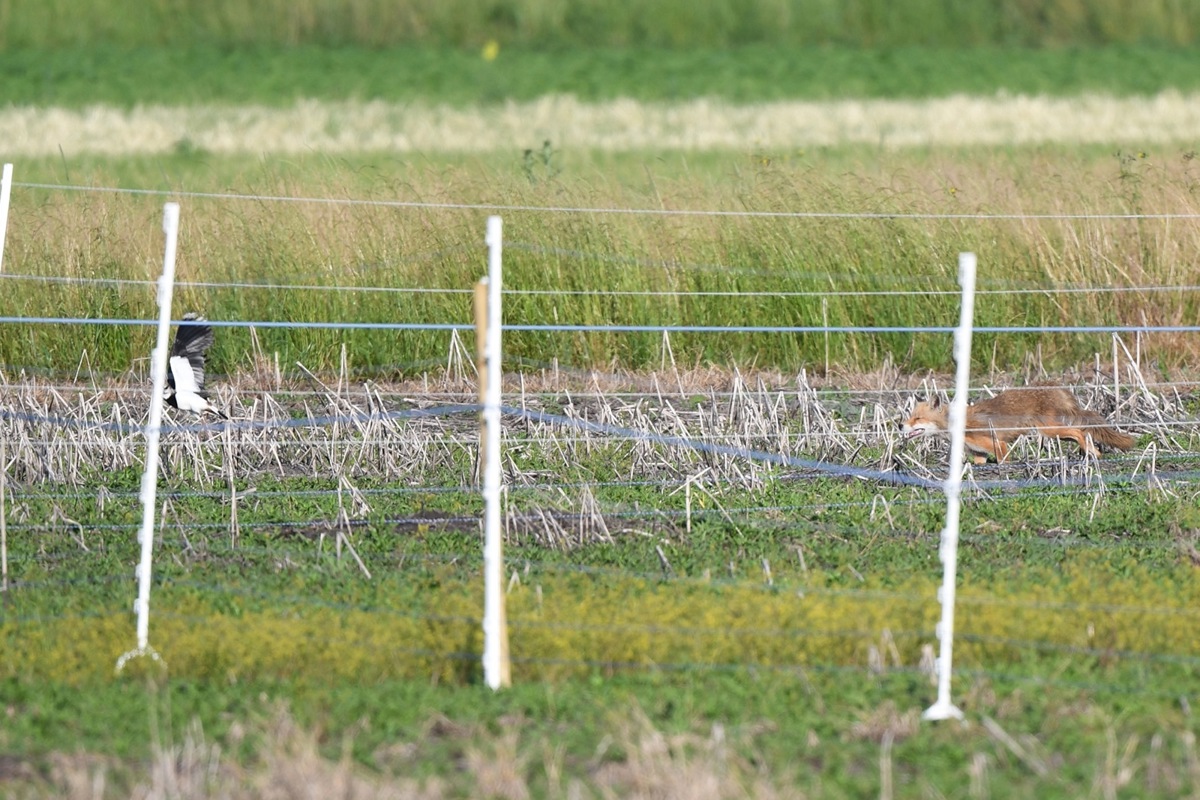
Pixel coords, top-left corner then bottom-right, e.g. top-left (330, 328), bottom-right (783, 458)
top-left (1079, 411), bottom-right (1135, 451)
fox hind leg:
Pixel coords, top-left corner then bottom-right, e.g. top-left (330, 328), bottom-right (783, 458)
top-left (1043, 426), bottom-right (1098, 457)
top-left (1064, 427), bottom-right (1099, 457)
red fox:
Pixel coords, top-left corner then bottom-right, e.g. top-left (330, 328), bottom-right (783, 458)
top-left (901, 387), bottom-right (1135, 464)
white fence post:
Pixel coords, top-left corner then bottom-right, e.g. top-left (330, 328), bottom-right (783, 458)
top-left (923, 251), bottom-right (976, 721)
top-left (117, 202), bottom-right (180, 672)
top-left (481, 215), bottom-right (510, 689)
top-left (0, 164), bottom-right (16, 585)
top-left (0, 163), bottom-right (14, 273)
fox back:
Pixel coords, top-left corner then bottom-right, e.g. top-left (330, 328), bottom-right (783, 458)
top-left (902, 387), bottom-right (1134, 463)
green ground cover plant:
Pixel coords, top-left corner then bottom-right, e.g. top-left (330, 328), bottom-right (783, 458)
top-left (6, 540), bottom-right (1198, 685)
top-left (3, 0), bottom-right (1198, 49)
top-left (5, 205), bottom-right (1198, 793)
top-left (5, 671), bottom-right (1196, 798)
top-left (3, 474), bottom-right (1199, 796)
top-left (4, 43), bottom-right (1200, 108)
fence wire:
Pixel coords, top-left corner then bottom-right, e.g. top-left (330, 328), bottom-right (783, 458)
top-left (2, 178), bottom-right (1198, 697)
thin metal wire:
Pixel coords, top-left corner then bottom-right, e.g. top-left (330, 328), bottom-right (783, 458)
top-left (4, 313), bottom-right (1200, 336)
top-left (0, 272), bottom-right (474, 295)
top-left (5, 268), bottom-right (1200, 299)
top-left (6, 378), bottom-right (1200, 411)
top-left (0, 315), bottom-right (467, 331)
top-left (17, 180), bottom-right (1200, 220)
top-left (0, 402), bottom-right (479, 434)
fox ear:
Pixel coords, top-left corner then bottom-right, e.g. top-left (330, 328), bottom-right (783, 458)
top-left (930, 396), bottom-right (943, 409)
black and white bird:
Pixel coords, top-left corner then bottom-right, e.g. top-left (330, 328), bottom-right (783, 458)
top-left (165, 313), bottom-right (227, 419)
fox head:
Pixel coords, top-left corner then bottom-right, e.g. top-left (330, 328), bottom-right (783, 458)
top-left (901, 398), bottom-right (948, 440)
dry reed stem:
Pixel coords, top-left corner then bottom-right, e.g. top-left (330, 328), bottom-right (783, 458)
top-left (1, 359), bottom-right (1194, 548)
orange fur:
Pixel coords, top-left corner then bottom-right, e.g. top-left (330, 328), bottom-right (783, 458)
top-left (901, 387), bottom-right (1135, 464)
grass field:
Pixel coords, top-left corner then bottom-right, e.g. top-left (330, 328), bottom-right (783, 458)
top-left (4, 0), bottom-right (1199, 49)
top-left (6, 44), bottom-right (1200, 108)
top-left (5, 140), bottom-right (1200, 376)
top-left (5, 363), bottom-right (1200, 797)
top-left (5, 33), bottom-right (1200, 799)
top-left (6, 45), bottom-right (1200, 377)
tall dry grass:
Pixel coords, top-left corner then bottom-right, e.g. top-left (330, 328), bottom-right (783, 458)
top-left (5, 146), bottom-right (1200, 375)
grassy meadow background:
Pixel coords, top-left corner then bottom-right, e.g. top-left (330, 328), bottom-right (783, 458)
top-left (3, 2), bottom-right (1200, 378)
top-left (4, 0), bottom-right (1200, 49)
top-left (5, 3), bottom-right (1200, 797)
top-left (6, 142), bottom-right (1200, 378)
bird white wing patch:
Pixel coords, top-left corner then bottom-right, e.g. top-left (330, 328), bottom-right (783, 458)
top-left (169, 314), bottom-right (213, 391)
top-left (169, 355), bottom-right (201, 396)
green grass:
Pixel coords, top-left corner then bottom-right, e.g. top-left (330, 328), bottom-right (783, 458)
top-left (5, 144), bottom-right (1200, 376)
top-left (3, 0), bottom-right (1199, 50)
top-left (2, 324), bottom-right (1194, 795)
top-left (4, 43), bottom-right (1200, 107)
top-left (5, 669), bottom-right (1199, 797)
top-left (4, 468), bottom-right (1200, 796)
top-left (5, 467), bottom-right (1198, 681)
